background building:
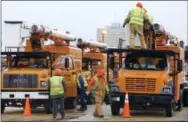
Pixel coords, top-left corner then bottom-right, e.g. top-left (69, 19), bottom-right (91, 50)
top-left (96, 22), bottom-right (140, 48)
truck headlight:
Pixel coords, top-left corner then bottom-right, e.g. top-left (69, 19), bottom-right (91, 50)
top-left (41, 81), bottom-right (47, 88)
top-left (161, 86), bottom-right (172, 94)
top-left (111, 85), bottom-right (120, 93)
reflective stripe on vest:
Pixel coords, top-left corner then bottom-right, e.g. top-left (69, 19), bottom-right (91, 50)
top-left (50, 76), bottom-right (64, 96)
top-left (92, 76), bottom-right (109, 92)
top-left (129, 7), bottom-right (144, 25)
top-left (77, 75), bottom-right (88, 88)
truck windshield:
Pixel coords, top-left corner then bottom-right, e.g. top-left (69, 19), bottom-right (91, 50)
top-left (82, 58), bottom-right (102, 71)
top-left (53, 56), bottom-right (73, 70)
top-left (122, 55), bottom-right (167, 71)
top-left (11, 56), bottom-right (49, 68)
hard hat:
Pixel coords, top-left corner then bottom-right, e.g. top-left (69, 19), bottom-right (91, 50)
top-left (54, 69), bottom-right (62, 75)
top-left (97, 69), bottom-right (105, 77)
top-left (136, 2), bottom-right (143, 8)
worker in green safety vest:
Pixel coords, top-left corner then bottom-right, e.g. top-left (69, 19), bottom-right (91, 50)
top-left (86, 68), bottom-right (109, 118)
top-left (77, 73), bottom-right (88, 111)
top-left (49, 68), bottom-right (66, 120)
top-left (123, 2), bottom-right (150, 49)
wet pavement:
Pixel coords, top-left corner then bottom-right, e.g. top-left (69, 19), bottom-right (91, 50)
top-left (2, 105), bottom-right (188, 121)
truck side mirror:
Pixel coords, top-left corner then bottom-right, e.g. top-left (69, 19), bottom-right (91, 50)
top-left (177, 60), bottom-right (183, 72)
top-left (65, 58), bottom-right (70, 69)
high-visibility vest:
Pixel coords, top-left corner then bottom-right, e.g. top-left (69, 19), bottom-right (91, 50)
top-left (50, 76), bottom-right (64, 96)
top-left (77, 75), bottom-right (88, 88)
top-left (129, 7), bottom-right (144, 26)
top-left (92, 76), bottom-right (109, 92)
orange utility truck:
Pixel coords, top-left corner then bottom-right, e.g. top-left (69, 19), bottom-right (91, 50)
top-left (1, 24), bottom-right (81, 113)
top-left (107, 23), bottom-right (188, 117)
top-left (25, 24), bottom-right (83, 110)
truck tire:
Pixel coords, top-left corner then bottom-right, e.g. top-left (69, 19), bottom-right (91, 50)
top-left (183, 88), bottom-right (188, 106)
top-left (44, 99), bottom-right (52, 114)
top-left (177, 89), bottom-right (183, 111)
top-left (165, 98), bottom-right (175, 117)
top-left (111, 103), bottom-right (120, 115)
top-left (1, 101), bottom-right (5, 114)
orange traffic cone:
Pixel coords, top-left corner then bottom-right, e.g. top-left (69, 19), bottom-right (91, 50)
top-left (24, 97), bottom-right (31, 116)
top-left (122, 92), bottom-right (132, 118)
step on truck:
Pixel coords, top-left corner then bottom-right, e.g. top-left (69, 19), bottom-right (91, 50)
top-left (106, 23), bottom-right (188, 117)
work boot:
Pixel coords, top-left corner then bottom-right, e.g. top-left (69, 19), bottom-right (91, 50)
top-left (93, 113), bottom-right (98, 117)
top-left (53, 115), bottom-right (57, 121)
top-left (98, 115), bottom-right (104, 118)
top-left (59, 114), bottom-right (65, 120)
top-left (84, 106), bottom-right (87, 110)
top-left (78, 107), bottom-right (85, 111)
top-left (93, 114), bottom-right (104, 118)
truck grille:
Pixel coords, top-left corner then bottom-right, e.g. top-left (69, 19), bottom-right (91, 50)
top-left (125, 78), bottom-right (156, 92)
top-left (3, 74), bottom-right (38, 88)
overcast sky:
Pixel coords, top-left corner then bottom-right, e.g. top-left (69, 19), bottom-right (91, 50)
top-left (2, 1), bottom-right (188, 45)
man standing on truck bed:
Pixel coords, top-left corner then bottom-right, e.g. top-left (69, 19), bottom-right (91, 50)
top-left (49, 68), bottom-right (66, 120)
top-left (123, 2), bottom-right (149, 49)
top-left (86, 69), bottom-right (109, 118)
top-left (77, 73), bottom-right (88, 111)
top-left (143, 8), bottom-right (153, 49)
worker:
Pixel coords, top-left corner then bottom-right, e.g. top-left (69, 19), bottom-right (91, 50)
top-left (49, 68), bottom-right (66, 120)
top-left (143, 8), bottom-right (153, 49)
top-left (86, 68), bottom-right (109, 118)
top-left (28, 58), bottom-right (36, 67)
top-left (123, 2), bottom-right (149, 49)
top-left (77, 73), bottom-right (88, 111)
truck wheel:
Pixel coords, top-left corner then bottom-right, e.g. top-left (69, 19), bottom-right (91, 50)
top-left (44, 99), bottom-right (52, 114)
top-left (165, 98), bottom-right (175, 117)
top-left (177, 89), bottom-right (183, 111)
top-left (1, 101), bottom-right (5, 114)
top-left (183, 89), bottom-right (188, 107)
top-left (111, 103), bottom-right (120, 115)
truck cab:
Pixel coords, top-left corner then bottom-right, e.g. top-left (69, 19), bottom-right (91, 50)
top-left (1, 51), bottom-right (53, 113)
top-left (107, 23), bottom-right (188, 117)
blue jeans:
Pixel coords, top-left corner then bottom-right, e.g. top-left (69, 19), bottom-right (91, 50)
top-left (52, 96), bottom-right (64, 118)
top-left (79, 87), bottom-right (87, 108)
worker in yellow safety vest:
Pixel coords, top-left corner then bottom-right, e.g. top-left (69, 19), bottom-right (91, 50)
top-left (49, 68), bottom-right (66, 120)
top-left (77, 73), bottom-right (88, 111)
top-left (123, 2), bottom-right (149, 49)
top-left (86, 69), bottom-right (109, 118)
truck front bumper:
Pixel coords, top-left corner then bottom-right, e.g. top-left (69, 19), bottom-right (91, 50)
top-left (1, 91), bottom-right (49, 99)
top-left (110, 92), bottom-right (172, 108)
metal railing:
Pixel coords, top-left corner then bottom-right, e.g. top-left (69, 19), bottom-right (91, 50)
top-left (5, 46), bottom-right (25, 52)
